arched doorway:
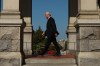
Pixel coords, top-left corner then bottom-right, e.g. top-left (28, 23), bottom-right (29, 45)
top-left (0, 0), bottom-right (78, 57)
top-left (25, 1), bottom-right (77, 66)
top-left (0, 0), bottom-right (75, 65)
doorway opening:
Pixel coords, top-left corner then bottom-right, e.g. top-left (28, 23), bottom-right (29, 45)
top-left (32, 0), bottom-right (69, 57)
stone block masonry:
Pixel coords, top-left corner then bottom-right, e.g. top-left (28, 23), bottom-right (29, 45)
top-left (0, 0), bottom-right (23, 66)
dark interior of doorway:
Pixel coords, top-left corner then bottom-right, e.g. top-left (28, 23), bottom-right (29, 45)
top-left (98, 0), bottom-right (100, 8)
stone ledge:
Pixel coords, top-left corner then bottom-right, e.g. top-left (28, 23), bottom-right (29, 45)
top-left (0, 52), bottom-right (21, 59)
top-left (78, 52), bottom-right (100, 66)
top-left (78, 52), bottom-right (100, 58)
top-left (25, 58), bottom-right (76, 64)
top-left (67, 26), bottom-right (76, 33)
top-left (23, 64), bottom-right (77, 66)
top-left (75, 19), bottom-right (100, 27)
top-left (67, 30), bottom-right (76, 33)
top-left (1, 10), bottom-right (20, 15)
top-left (0, 15), bottom-right (20, 19)
top-left (24, 27), bottom-right (32, 33)
top-left (0, 52), bottom-right (22, 66)
top-left (0, 19), bottom-right (22, 26)
top-left (79, 11), bottom-right (98, 15)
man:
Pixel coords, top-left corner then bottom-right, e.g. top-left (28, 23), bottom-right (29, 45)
top-left (41, 12), bottom-right (61, 56)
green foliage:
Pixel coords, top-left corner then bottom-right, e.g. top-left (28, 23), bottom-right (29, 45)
top-left (33, 26), bottom-right (46, 51)
top-left (32, 26), bottom-right (63, 52)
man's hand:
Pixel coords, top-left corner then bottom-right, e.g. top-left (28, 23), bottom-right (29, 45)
top-left (42, 32), bottom-right (45, 36)
top-left (55, 33), bottom-right (58, 37)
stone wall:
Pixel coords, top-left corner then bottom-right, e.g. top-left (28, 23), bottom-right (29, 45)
top-left (0, 27), bottom-right (20, 52)
top-left (79, 26), bottom-right (100, 51)
top-left (23, 17), bottom-right (32, 55)
top-left (0, 0), bottom-right (23, 66)
top-left (67, 17), bottom-right (77, 51)
top-left (74, 0), bottom-right (100, 66)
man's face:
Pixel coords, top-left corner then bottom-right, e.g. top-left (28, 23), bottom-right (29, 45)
top-left (45, 14), bottom-right (49, 19)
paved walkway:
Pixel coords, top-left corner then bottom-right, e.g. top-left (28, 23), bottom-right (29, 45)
top-left (23, 54), bottom-right (77, 66)
top-left (26, 53), bottom-right (75, 59)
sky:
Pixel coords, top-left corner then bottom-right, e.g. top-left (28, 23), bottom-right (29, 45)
top-left (0, 0), bottom-right (69, 40)
top-left (32, 0), bottom-right (68, 40)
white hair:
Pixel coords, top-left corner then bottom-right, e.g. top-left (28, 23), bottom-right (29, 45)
top-left (45, 12), bottom-right (51, 16)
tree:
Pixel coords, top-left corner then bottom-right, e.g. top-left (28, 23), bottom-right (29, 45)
top-left (32, 26), bottom-right (46, 52)
top-left (32, 26), bottom-right (62, 55)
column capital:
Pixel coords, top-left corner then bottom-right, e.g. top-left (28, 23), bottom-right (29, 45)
top-left (78, 0), bottom-right (98, 14)
top-left (0, 0), bottom-right (20, 18)
top-left (78, 0), bottom-right (99, 19)
top-left (3, 0), bottom-right (19, 11)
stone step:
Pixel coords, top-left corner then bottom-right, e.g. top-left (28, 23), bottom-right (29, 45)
top-left (25, 58), bottom-right (76, 64)
top-left (23, 63), bottom-right (77, 66)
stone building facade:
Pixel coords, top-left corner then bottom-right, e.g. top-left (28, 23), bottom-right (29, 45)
top-left (67, 0), bottom-right (100, 66)
top-left (0, 0), bottom-right (100, 66)
top-left (67, 0), bottom-right (78, 52)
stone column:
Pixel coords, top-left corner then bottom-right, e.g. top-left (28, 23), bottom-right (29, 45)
top-left (67, 17), bottom-right (77, 52)
top-left (0, 0), bottom-right (20, 18)
top-left (23, 17), bottom-right (32, 55)
top-left (0, 0), bottom-right (22, 66)
top-left (75, 0), bottom-right (100, 66)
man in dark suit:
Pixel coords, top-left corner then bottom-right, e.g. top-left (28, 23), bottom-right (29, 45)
top-left (41, 12), bottom-right (61, 56)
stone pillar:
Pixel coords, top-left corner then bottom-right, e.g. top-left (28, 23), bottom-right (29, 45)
top-left (0, 0), bottom-right (20, 19)
top-left (75, 0), bottom-right (100, 66)
top-left (0, 0), bottom-right (22, 66)
top-left (67, 17), bottom-right (77, 52)
top-left (23, 17), bottom-right (32, 55)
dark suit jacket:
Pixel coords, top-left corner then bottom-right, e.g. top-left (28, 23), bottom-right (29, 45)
top-left (45, 17), bottom-right (59, 39)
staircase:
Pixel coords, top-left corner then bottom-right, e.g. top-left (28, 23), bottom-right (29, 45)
top-left (23, 58), bottom-right (77, 66)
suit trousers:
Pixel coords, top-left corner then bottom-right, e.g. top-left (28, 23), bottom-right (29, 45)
top-left (42, 37), bottom-right (60, 55)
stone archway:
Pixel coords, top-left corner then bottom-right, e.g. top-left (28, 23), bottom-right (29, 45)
top-left (2, 0), bottom-right (100, 66)
top-left (0, 0), bottom-right (78, 66)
